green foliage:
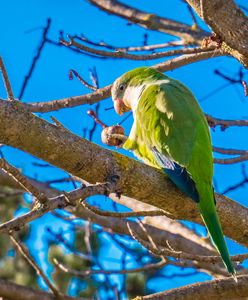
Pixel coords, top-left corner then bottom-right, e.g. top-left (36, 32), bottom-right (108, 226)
top-left (48, 227), bottom-right (100, 297)
top-left (126, 273), bottom-right (147, 298)
top-left (0, 188), bottom-right (35, 286)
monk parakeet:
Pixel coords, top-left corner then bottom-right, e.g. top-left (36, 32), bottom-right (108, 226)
top-left (111, 67), bottom-right (235, 275)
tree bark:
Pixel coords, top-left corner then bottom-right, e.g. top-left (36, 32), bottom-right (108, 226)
top-left (0, 99), bottom-right (247, 247)
top-left (186, 0), bottom-right (248, 67)
top-left (138, 275), bottom-right (248, 300)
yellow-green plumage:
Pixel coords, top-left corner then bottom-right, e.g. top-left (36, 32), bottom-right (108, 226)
top-left (112, 67), bottom-right (235, 275)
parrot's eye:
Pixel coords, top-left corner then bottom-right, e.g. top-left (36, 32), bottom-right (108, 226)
top-left (119, 84), bottom-right (125, 91)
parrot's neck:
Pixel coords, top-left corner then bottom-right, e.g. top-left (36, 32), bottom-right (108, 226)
top-left (123, 84), bottom-right (146, 114)
top-left (124, 79), bottom-right (171, 115)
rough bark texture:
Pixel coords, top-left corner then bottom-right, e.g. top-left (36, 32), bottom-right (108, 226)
top-left (138, 275), bottom-right (248, 300)
top-left (0, 99), bottom-right (247, 248)
top-left (186, 0), bottom-right (248, 67)
top-left (0, 278), bottom-right (84, 300)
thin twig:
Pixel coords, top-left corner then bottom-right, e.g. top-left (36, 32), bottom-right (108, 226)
top-left (53, 257), bottom-right (167, 276)
top-left (69, 69), bottom-right (97, 91)
top-left (213, 147), bottom-right (248, 155)
top-left (0, 57), bottom-right (14, 100)
top-left (77, 35), bottom-right (184, 52)
top-left (0, 182), bottom-right (116, 234)
top-left (127, 222), bottom-right (248, 264)
top-left (88, 0), bottom-right (207, 42)
top-left (10, 233), bottom-right (61, 298)
top-left (206, 114), bottom-right (248, 130)
top-left (214, 155), bottom-right (248, 164)
top-left (61, 36), bottom-right (216, 60)
top-left (19, 18), bottom-right (51, 99)
top-left (26, 49), bottom-right (224, 113)
top-left (0, 159), bottom-right (48, 204)
top-left (81, 200), bottom-right (170, 218)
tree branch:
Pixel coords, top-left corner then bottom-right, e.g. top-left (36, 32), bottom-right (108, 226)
top-left (61, 36), bottom-right (216, 60)
top-left (88, 0), bottom-right (208, 43)
top-left (0, 278), bottom-right (87, 300)
top-left (23, 49), bottom-right (223, 113)
top-left (137, 275), bottom-right (248, 299)
top-left (185, 0), bottom-right (248, 67)
top-left (10, 233), bottom-right (61, 298)
top-left (0, 100), bottom-right (247, 249)
top-left (0, 57), bottom-right (15, 100)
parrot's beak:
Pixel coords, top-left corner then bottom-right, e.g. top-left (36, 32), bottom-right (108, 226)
top-left (113, 98), bottom-right (130, 115)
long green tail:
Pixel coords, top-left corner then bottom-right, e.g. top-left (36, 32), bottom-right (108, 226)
top-left (199, 201), bottom-right (235, 275)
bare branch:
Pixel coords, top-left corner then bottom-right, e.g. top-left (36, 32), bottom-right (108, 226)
top-left (0, 182), bottom-right (115, 234)
top-left (185, 0), bottom-right (248, 67)
top-left (0, 158), bottom-right (48, 204)
top-left (53, 257), bottom-right (167, 276)
top-left (61, 36), bottom-right (216, 60)
top-left (24, 49), bottom-right (224, 113)
top-left (10, 233), bottom-right (61, 298)
top-left (0, 57), bottom-right (14, 100)
top-left (77, 36), bottom-right (184, 52)
top-left (0, 99), bottom-right (247, 248)
top-left (69, 69), bottom-right (97, 91)
top-left (206, 114), bottom-right (248, 130)
top-left (138, 274), bottom-right (248, 300)
top-left (214, 155), bottom-right (248, 165)
top-left (0, 278), bottom-right (87, 300)
top-left (19, 18), bottom-right (51, 99)
top-left (127, 222), bottom-right (248, 264)
top-left (81, 200), bottom-right (169, 218)
top-left (213, 147), bottom-right (248, 155)
top-left (88, 0), bottom-right (207, 43)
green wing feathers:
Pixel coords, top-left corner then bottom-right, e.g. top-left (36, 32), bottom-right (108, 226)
top-left (123, 73), bottom-right (235, 275)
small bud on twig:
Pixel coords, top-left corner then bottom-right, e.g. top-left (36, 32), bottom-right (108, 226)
top-left (101, 125), bottom-right (125, 146)
top-left (87, 109), bottom-right (126, 146)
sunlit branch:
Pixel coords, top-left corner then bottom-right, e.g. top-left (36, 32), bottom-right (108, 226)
top-left (60, 35), bottom-right (216, 60)
top-left (88, 0), bottom-right (207, 43)
top-left (53, 257), bottom-right (168, 276)
top-left (25, 49), bottom-right (224, 113)
top-left (81, 200), bottom-right (170, 218)
top-left (127, 222), bottom-right (248, 264)
top-left (0, 57), bottom-right (14, 100)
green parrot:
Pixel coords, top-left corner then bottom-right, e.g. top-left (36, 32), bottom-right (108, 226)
top-left (111, 67), bottom-right (235, 276)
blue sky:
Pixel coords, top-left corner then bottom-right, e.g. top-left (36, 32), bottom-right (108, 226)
top-left (0, 0), bottom-right (248, 298)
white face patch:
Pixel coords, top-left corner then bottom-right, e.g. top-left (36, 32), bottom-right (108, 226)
top-left (123, 85), bottom-right (145, 113)
top-left (124, 78), bottom-right (171, 114)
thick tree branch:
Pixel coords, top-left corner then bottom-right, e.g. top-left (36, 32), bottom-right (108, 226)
top-left (0, 170), bottom-right (230, 276)
top-left (137, 275), bottom-right (248, 300)
top-left (88, 0), bottom-right (207, 44)
top-left (0, 278), bottom-right (86, 300)
top-left (0, 57), bottom-right (15, 100)
top-left (185, 0), bottom-right (248, 67)
top-left (0, 100), bottom-right (247, 249)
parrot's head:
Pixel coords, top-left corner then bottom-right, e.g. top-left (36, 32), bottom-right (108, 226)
top-left (111, 67), bottom-right (164, 115)
top-left (111, 75), bottom-right (131, 115)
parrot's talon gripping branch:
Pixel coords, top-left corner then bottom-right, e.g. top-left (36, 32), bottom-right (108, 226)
top-left (87, 109), bottom-right (126, 146)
